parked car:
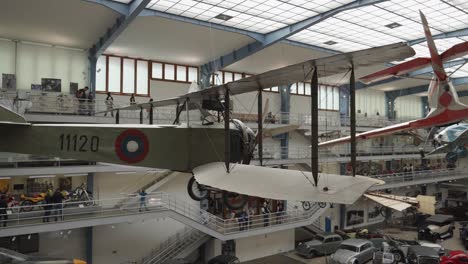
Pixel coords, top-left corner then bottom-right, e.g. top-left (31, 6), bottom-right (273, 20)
top-left (370, 236), bottom-right (444, 263)
top-left (0, 247), bottom-right (86, 264)
top-left (406, 246), bottom-right (440, 264)
top-left (329, 239), bottom-right (375, 264)
top-left (441, 250), bottom-right (468, 264)
top-left (296, 233), bottom-right (343, 258)
top-left (459, 222), bottom-right (468, 249)
top-left (418, 214), bottom-right (455, 242)
top-left (373, 251), bottom-right (395, 264)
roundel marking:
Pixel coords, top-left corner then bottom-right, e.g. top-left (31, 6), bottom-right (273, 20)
top-left (115, 129), bottom-right (149, 163)
top-left (439, 92), bottom-right (453, 107)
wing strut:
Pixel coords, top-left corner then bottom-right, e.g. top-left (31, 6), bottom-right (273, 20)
top-left (225, 87), bottom-right (231, 173)
top-left (258, 88), bottom-right (263, 166)
top-left (311, 67), bottom-right (319, 186)
top-left (139, 107), bottom-right (143, 124)
top-left (350, 65), bottom-right (356, 177)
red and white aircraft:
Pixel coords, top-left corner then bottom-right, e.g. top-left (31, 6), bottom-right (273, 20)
top-left (320, 12), bottom-right (468, 148)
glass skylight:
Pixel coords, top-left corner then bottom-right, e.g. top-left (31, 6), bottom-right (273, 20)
top-left (109, 0), bottom-right (468, 71)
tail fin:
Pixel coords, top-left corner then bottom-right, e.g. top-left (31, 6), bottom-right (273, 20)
top-left (419, 11), bottom-right (447, 81)
top-left (0, 103), bottom-right (28, 124)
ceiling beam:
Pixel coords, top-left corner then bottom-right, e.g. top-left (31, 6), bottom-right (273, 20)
top-left (408, 27), bottom-right (468, 46)
top-left (198, 0), bottom-right (387, 87)
top-left (384, 77), bottom-right (468, 101)
top-left (87, 0), bottom-right (151, 59)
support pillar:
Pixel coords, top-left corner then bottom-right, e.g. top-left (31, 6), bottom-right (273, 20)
top-left (339, 205), bottom-right (346, 230)
top-left (339, 86), bottom-right (350, 119)
top-left (421, 97), bottom-right (429, 117)
top-left (385, 94), bottom-right (397, 120)
top-left (224, 89), bottom-right (230, 173)
top-left (86, 173), bottom-right (94, 194)
top-left (350, 66), bottom-right (356, 177)
top-left (280, 84), bottom-right (291, 159)
top-left (85, 227), bottom-right (93, 264)
top-left (257, 89), bottom-right (263, 166)
top-left (311, 68), bottom-right (319, 186)
top-left (88, 57), bottom-right (97, 98)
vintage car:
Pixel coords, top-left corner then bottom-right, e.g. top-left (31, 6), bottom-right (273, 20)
top-left (441, 250), bottom-right (468, 264)
top-left (460, 222), bottom-right (468, 249)
top-left (296, 233), bottom-right (343, 258)
top-left (369, 236), bottom-right (444, 263)
top-left (406, 246), bottom-right (440, 264)
top-left (418, 214), bottom-right (455, 242)
top-left (329, 239), bottom-right (375, 264)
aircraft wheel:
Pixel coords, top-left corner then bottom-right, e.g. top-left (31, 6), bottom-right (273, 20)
top-left (302, 201), bottom-right (311, 211)
top-left (20, 200), bottom-right (34, 212)
top-left (223, 191), bottom-right (248, 210)
top-left (187, 176), bottom-right (209, 201)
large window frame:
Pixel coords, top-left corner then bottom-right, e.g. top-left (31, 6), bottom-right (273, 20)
top-left (97, 54), bottom-right (151, 97)
top-left (151, 61), bottom-right (199, 84)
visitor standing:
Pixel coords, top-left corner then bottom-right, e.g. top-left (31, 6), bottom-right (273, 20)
top-left (105, 92), bottom-right (114, 117)
top-left (0, 195), bottom-right (8, 227)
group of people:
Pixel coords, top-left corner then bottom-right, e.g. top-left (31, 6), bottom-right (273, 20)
top-left (0, 189), bottom-right (67, 228)
top-left (76, 86), bottom-right (94, 115)
top-left (225, 201), bottom-right (285, 231)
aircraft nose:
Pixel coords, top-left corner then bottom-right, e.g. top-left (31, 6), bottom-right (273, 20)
top-left (73, 259), bottom-right (87, 264)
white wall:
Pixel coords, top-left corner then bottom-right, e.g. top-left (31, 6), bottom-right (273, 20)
top-left (38, 229), bottom-right (87, 260)
top-left (0, 39), bottom-right (15, 77)
top-left (356, 89), bottom-right (386, 117)
top-left (92, 171), bottom-right (199, 263)
top-left (235, 229), bottom-right (295, 262)
top-left (0, 39), bottom-right (89, 92)
top-left (395, 95), bottom-right (422, 119)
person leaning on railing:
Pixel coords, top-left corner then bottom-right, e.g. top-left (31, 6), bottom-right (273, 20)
top-left (104, 92), bottom-right (114, 117)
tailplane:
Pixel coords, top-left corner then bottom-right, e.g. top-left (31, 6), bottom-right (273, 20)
top-left (0, 103), bottom-right (28, 124)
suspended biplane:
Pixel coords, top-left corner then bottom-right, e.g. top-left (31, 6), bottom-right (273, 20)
top-left (0, 42), bottom-right (414, 208)
top-left (320, 12), bottom-right (468, 149)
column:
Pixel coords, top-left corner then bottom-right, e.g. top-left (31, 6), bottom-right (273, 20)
top-left (279, 84), bottom-right (291, 159)
top-left (385, 93), bottom-right (397, 120)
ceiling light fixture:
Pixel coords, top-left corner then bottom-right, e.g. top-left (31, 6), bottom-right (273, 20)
top-left (324, 41), bottom-right (337, 45)
top-left (214, 14), bottom-right (233, 21)
top-left (29, 175), bottom-right (56, 179)
top-left (385, 22), bottom-right (402, 29)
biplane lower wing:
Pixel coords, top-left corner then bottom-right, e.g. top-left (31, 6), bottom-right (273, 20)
top-left (193, 162), bottom-right (384, 204)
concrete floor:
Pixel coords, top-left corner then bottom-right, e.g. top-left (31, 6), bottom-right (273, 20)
top-left (244, 224), bottom-right (467, 264)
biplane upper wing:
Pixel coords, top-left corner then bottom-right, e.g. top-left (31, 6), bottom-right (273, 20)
top-left (364, 193), bottom-right (413, 212)
top-left (109, 43), bottom-right (414, 112)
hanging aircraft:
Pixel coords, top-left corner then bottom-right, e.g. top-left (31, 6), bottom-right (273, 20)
top-left (0, 247), bottom-right (86, 264)
top-left (0, 42), bottom-right (414, 207)
top-left (428, 123), bottom-right (468, 161)
top-left (319, 12), bottom-right (468, 148)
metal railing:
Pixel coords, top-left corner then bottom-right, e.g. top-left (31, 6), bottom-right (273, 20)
top-left (370, 168), bottom-right (462, 185)
top-left (138, 228), bottom-right (206, 264)
top-left (0, 192), bottom-right (324, 236)
top-left (255, 144), bottom-right (434, 160)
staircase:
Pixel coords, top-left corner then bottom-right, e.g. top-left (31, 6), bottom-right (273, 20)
top-left (126, 228), bottom-right (209, 264)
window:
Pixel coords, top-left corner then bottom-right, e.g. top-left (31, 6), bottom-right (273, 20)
top-left (224, 72), bottom-right (233, 83)
top-left (324, 238), bottom-right (333, 243)
top-left (152, 62), bottom-right (163, 79)
top-left (96, 56), bottom-right (106, 92)
top-left (214, 71), bottom-right (222, 85)
top-left (136, 60), bottom-right (148, 95)
top-left (176, 65), bottom-right (187, 82)
top-left (271, 86), bottom-right (279, 92)
top-left (304, 83), bottom-right (311, 95)
top-left (188, 67), bottom-right (198, 82)
top-left (122, 58), bottom-right (135, 94)
top-left (297, 82), bottom-right (305, 95)
top-left (164, 64), bottom-right (175, 80)
top-left (290, 83), bottom-right (298, 94)
top-left (234, 73), bottom-right (243, 80)
top-left (108, 56), bottom-right (121, 92)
